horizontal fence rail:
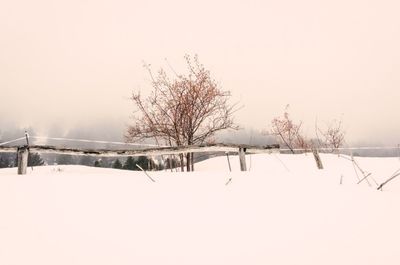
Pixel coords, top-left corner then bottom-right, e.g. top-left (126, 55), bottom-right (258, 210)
top-left (0, 143), bottom-right (280, 157)
top-left (280, 146), bottom-right (400, 152)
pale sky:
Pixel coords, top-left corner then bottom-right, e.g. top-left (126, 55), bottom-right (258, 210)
top-left (1, 0), bottom-right (399, 145)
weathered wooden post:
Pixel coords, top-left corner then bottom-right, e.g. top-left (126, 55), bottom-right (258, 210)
top-left (17, 146), bottom-right (29, 175)
top-left (312, 148), bottom-right (323, 170)
top-left (238, 147), bottom-right (247, 171)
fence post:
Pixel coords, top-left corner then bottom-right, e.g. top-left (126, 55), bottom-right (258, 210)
top-left (239, 147), bottom-right (247, 171)
top-left (17, 146), bottom-right (29, 175)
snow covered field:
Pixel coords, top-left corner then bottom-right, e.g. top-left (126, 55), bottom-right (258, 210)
top-left (1, 153), bottom-right (400, 265)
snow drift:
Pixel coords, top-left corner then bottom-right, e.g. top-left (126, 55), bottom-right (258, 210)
top-left (1, 153), bottom-right (400, 265)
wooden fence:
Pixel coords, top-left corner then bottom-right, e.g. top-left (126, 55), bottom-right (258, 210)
top-left (0, 143), bottom-right (280, 174)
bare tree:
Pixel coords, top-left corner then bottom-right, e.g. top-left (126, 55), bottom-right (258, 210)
top-left (318, 119), bottom-right (345, 152)
top-left (125, 55), bottom-right (238, 171)
top-left (269, 105), bottom-right (309, 153)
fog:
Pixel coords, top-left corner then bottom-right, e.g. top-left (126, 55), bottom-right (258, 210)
top-left (1, 0), bottom-right (399, 145)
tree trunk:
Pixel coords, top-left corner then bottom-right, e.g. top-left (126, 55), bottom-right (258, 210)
top-left (169, 155), bottom-right (173, 172)
top-left (312, 148), bottom-right (323, 169)
top-left (179, 153), bottom-right (185, 172)
top-left (186, 153), bottom-right (192, 172)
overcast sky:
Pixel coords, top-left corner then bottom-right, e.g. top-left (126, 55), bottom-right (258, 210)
top-left (1, 0), bottom-right (399, 145)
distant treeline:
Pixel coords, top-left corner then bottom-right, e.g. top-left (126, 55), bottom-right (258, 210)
top-left (0, 152), bottom-right (217, 170)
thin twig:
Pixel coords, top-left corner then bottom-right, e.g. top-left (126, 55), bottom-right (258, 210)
top-left (377, 169), bottom-right (400, 191)
top-left (225, 178), bottom-right (232, 186)
top-left (226, 152), bottom-right (232, 172)
top-left (356, 173), bottom-right (372, 185)
top-left (352, 156), bottom-right (372, 186)
top-left (136, 164), bottom-right (156, 182)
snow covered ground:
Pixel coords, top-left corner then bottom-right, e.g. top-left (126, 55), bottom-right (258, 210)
top-left (1, 153), bottom-right (400, 265)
